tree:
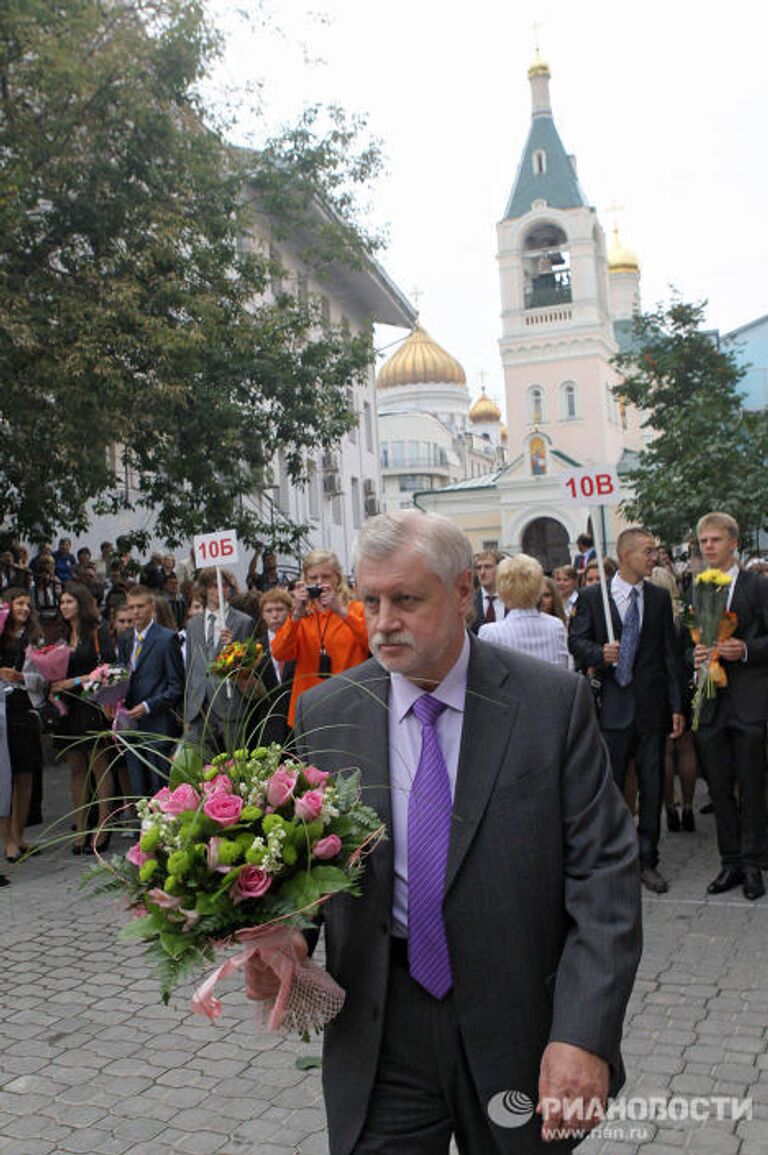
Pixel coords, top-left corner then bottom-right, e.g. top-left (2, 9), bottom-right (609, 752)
top-left (0, 0), bottom-right (379, 549)
top-left (613, 297), bottom-right (768, 548)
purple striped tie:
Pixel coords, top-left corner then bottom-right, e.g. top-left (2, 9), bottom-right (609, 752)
top-left (408, 693), bottom-right (453, 999)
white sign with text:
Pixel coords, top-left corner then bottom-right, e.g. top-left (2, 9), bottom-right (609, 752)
top-left (193, 529), bottom-right (240, 569)
top-left (560, 466), bottom-right (622, 507)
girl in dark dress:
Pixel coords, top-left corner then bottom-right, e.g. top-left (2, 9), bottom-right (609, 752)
top-left (0, 588), bottom-right (46, 863)
top-left (50, 583), bottom-right (116, 853)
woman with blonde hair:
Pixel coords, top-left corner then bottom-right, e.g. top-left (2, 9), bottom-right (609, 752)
top-left (271, 548), bottom-right (368, 727)
top-left (479, 555), bottom-right (569, 667)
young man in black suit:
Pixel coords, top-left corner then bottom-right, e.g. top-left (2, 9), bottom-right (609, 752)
top-left (117, 585), bottom-right (184, 798)
top-left (570, 526), bottom-right (685, 894)
top-left (693, 512), bottom-right (768, 900)
top-left (470, 549), bottom-right (505, 633)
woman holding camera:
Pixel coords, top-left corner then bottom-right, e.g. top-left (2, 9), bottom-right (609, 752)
top-left (271, 549), bottom-right (369, 728)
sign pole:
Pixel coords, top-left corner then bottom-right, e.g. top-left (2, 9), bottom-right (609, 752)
top-left (215, 553), bottom-right (231, 699)
top-left (590, 506), bottom-right (615, 644)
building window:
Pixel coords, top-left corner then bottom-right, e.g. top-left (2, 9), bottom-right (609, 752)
top-left (350, 477), bottom-right (361, 528)
top-left (348, 407), bottom-right (357, 444)
top-left (363, 401), bottom-right (373, 452)
top-left (399, 475), bottom-right (434, 492)
top-left (482, 540), bottom-right (499, 551)
top-left (533, 150), bottom-right (547, 175)
top-left (528, 386), bottom-right (544, 424)
top-left (332, 493), bottom-right (343, 526)
top-left (561, 382), bottom-right (577, 420)
top-left (297, 273), bottom-right (309, 305)
top-left (307, 460), bottom-right (319, 520)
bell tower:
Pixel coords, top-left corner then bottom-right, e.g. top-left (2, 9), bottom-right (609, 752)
top-left (497, 56), bottom-right (635, 469)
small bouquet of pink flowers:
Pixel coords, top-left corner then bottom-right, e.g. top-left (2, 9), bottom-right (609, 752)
top-left (84, 744), bottom-right (383, 1035)
top-left (25, 641), bottom-right (72, 718)
top-left (81, 663), bottom-right (131, 709)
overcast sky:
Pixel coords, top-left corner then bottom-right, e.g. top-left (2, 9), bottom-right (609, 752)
top-left (210, 0), bottom-right (767, 418)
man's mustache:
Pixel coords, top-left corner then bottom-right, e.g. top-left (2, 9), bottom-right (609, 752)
top-left (370, 631), bottom-right (414, 649)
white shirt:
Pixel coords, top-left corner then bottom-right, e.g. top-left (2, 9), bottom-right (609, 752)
top-left (724, 564), bottom-right (739, 611)
top-left (268, 629), bottom-right (283, 682)
top-left (479, 609), bottom-right (569, 668)
top-left (611, 573), bottom-right (645, 628)
top-left (388, 633), bottom-right (470, 937)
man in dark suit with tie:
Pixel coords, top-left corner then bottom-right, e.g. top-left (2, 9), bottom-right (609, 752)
top-left (247, 510), bottom-right (641, 1154)
top-left (470, 549), bottom-right (505, 634)
top-left (570, 526), bottom-right (685, 895)
top-left (184, 568), bottom-right (256, 753)
top-left (117, 585), bottom-right (184, 798)
top-left (692, 512), bottom-right (768, 900)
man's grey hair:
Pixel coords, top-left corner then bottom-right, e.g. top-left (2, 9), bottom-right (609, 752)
top-left (353, 510), bottom-right (473, 587)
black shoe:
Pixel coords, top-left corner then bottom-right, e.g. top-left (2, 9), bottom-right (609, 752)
top-left (707, 866), bottom-right (743, 895)
top-left (641, 867), bottom-right (669, 894)
top-left (681, 808), bottom-right (696, 833)
top-left (699, 802), bottom-right (715, 815)
top-left (0, 874), bottom-right (9, 887)
top-left (666, 805), bottom-right (681, 832)
top-left (25, 811), bottom-right (43, 827)
top-left (743, 868), bottom-right (765, 901)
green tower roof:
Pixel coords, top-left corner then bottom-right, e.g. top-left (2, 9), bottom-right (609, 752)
top-left (503, 98), bottom-right (588, 219)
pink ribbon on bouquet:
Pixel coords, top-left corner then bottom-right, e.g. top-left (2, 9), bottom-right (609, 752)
top-left (191, 915), bottom-right (344, 1034)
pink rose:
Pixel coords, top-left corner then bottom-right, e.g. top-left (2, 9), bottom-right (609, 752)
top-left (126, 842), bottom-right (151, 867)
top-left (155, 783), bottom-right (200, 816)
top-left (202, 774), bottom-right (233, 796)
top-left (312, 834), bottom-right (342, 860)
top-left (230, 866), bottom-right (272, 905)
top-left (149, 786), bottom-right (172, 811)
top-left (203, 791), bottom-right (244, 826)
top-left (147, 888), bottom-right (183, 910)
top-left (294, 788), bottom-right (325, 822)
top-left (266, 766), bottom-right (298, 808)
top-left (303, 764), bottom-right (330, 787)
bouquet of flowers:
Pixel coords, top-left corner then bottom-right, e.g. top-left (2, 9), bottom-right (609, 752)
top-left (690, 569), bottom-right (738, 730)
top-left (82, 663), bottom-right (131, 709)
top-left (210, 638), bottom-right (265, 699)
top-left (85, 744), bottom-right (383, 1034)
top-left (0, 602), bottom-right (9, 633)
top-left (25, 641), bottom-right (72, 717)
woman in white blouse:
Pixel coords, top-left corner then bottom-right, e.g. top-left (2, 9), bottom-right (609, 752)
top-left (478, 554), bottom-right (569, 668)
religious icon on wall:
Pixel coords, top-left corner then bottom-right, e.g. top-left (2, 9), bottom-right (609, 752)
top-left (530, 436), bottom-right (547, 476)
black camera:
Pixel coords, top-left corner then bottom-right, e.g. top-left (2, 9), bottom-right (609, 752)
top-left (306, 584), bottom-right (323, 599)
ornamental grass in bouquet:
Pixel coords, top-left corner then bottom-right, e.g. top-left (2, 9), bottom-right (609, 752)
top-left (84, 743), bottom-right (383, 1035)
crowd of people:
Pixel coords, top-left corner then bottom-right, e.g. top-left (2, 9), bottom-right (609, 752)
top-left (1, 508), bottom-right (766, 1150)
top-left (468, 517), bottom-right (768, 901)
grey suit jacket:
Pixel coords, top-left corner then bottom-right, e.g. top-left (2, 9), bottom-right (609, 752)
top-left (184, 605), bottom-right (255, 727)
top-left (294, 634), bottom-right (642, 1155)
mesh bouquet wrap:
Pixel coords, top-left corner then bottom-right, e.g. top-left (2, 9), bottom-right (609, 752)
top-left (84, 743), bottom-right (383, 1035)
top-left (25, 641), bottom-right (71, 717)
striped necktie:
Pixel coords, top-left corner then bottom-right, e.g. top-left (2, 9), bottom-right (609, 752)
top-left (408, 693), bottom-right (453, 999)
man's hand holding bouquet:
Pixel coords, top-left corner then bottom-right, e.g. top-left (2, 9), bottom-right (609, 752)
top-left (690, 568), bottom-right (739, 730)
top-left (85, 743), bottom-right (383, 1036)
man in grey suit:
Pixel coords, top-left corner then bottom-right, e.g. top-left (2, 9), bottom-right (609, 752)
top-left (184, 567), bottom-right (255, 753)
top-left (247, 511), bottom-right (641, 1154)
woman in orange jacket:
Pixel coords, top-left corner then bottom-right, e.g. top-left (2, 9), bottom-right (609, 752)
top-left (271, 550), bottom-right (369, 728)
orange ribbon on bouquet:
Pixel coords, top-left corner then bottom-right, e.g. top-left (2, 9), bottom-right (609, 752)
top-left (691, 611), bottom-right (738, 689)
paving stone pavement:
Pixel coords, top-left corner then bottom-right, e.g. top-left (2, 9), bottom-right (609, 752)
top-left (1, 771), bottom-right (766, 1154)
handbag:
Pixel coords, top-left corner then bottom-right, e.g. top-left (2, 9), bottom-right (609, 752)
top-left (28, 699), bottom-right (63, 736)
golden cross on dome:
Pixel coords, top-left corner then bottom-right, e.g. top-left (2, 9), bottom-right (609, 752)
top-left (605, 201), bottom-right (626, 233)
top-left (530, 19), bottom-right (544, 57)
top-left (410, 285), bottom-right (423, 314)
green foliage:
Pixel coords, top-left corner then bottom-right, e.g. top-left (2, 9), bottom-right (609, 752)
top-left (614, 297), bottom-right (768, 546)
top-left (0, 0), bottom-right (378, 546)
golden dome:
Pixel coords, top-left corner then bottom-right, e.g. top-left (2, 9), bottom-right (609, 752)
top-left (607, 225), bottom-right (640, 274)
top-left (376, 325), bottom-right (466, 389)
top-left (469, 388), bottom-right (502, 423)
top-left (527, 51), bottom-right (550, 79)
